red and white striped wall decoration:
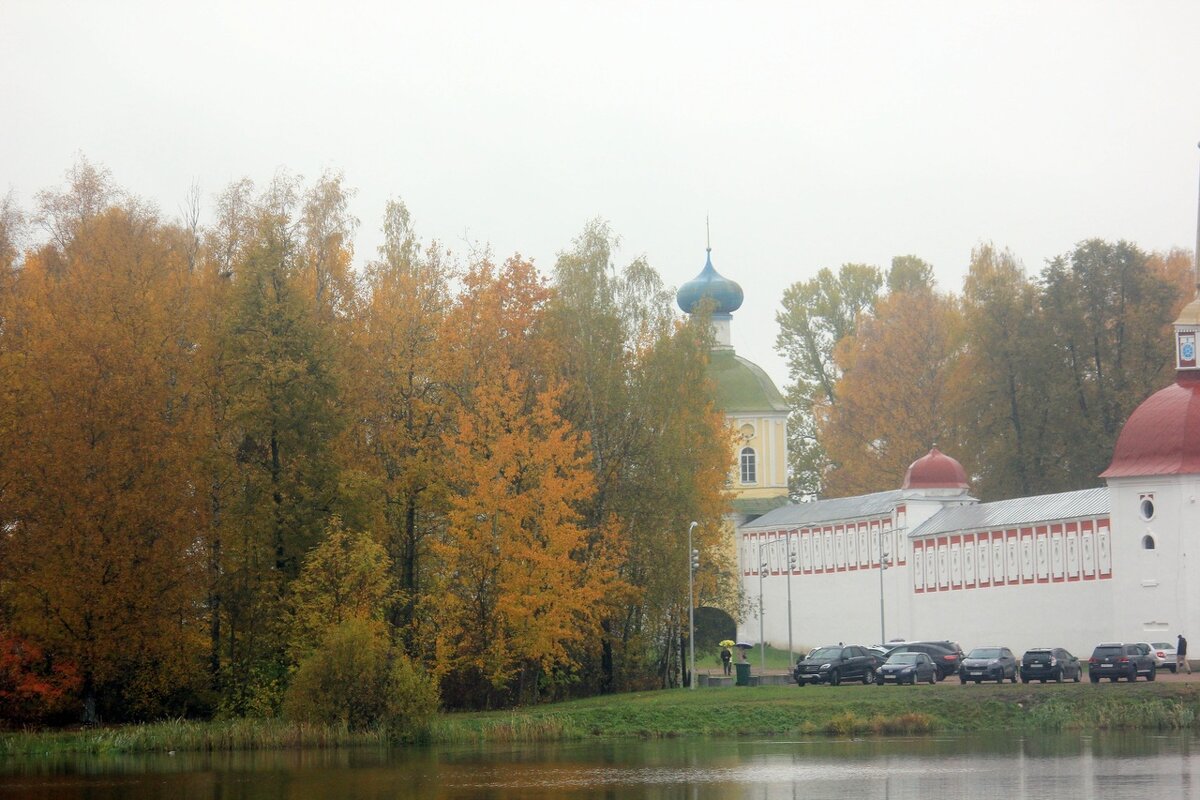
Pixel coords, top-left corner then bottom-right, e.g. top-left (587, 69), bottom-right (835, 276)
top-left (910, 518), bottom-right (1112, 593)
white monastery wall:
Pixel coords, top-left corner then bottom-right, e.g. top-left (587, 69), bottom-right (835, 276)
top-left (736, 507), bottom-right (1182, 660)
top-left (738, 517), bottom-right (912, 652)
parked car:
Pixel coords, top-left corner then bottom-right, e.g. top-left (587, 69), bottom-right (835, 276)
top-left (886, 641), bottom-right (963, 681)
top-left (958, 646), bottom-right (1018, 683)
top-left (1143, 641), bottom-right (1177, 672)
top-left (876, 651), bottom-right (937, 685)
top-left (1088, 642), bottom-right (1157, 682)
top-left (794, 644), bottom-right (882, 686)
top-left (1020, 647), bottom-right (1082, 683)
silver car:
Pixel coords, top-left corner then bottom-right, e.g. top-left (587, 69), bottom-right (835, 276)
top-left (1145, 641), bottom-right (1178, 672)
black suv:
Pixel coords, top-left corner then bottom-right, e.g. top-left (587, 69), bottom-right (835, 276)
top-left (886, 641), bottom-right (964, 681)
top-left (1088, 642), bottom-right (1157, 682)
top-left (1020, 647), bottom-right (1082, 683)
top-left (958, 646), bottom-right (1018, 683)
top-left (794, 645), bottom-right (882, 686)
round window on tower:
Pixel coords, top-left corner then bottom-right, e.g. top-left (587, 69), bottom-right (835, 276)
top-left (1139, 498), bottom-right (1155, 521)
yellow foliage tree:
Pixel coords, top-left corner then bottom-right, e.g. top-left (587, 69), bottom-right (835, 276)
top-left (346, 200), bottom-right (455, 641)
top-left (287, 518), bottom-right (395, 659)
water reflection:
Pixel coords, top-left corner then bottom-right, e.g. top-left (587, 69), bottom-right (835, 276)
top-left (0, 733), bottom-right (1195, 799)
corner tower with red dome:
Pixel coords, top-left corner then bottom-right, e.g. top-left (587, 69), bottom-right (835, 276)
top-left (1099, 292), bottom-right (1200, 639)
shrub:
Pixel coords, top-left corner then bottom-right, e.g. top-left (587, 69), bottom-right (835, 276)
top-left (0, 634), bottom-right (81, 726)
top-left (283, 619), bottom-right (438, 741)
top-left (385, 652), bottom-right (440, 744)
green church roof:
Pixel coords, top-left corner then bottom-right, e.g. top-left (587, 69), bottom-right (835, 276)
top-left (709, 349), bottom-right (788, 413)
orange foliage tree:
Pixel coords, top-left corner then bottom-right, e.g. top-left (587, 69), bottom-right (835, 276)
top-left (820, 288), bottom-right (968, 497)
top-left (424, 257), bottom-right (626, 707)
top-left (0, 189), bottom-right (208, 720)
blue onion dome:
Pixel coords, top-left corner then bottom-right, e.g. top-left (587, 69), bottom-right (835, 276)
top-left (676, 248), bottom-right (744, 315)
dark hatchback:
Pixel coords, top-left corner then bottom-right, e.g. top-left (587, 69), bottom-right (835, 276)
top-left (1020, 647), bottom-right (1082, 683)
top-left (886, 641), bottom-right (964, 681)
top-left (876, 651), bottom-right (937, 685)
top-left (1088, 643), bottom-right (1157, 682)
top-left (794, 645), bottom-right (882, 686)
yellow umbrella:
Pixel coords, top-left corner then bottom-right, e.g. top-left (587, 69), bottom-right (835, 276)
top-left (719, 639), bottom-right (736, 648)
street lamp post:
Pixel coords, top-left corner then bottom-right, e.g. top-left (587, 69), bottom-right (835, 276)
top-left (785, 532), bottom-right (795, 665)
top-left (687, 521), bottom-right (698, 691)
top-left (878, 532), bottom-right (891, 645)
top-left (758, 539), bottom-right (770, 674)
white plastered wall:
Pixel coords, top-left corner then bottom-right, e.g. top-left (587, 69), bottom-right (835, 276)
top-left (1106, 474), bottom-right (1200, 645)
top-left (736, 483), bottom-right (1198, 661)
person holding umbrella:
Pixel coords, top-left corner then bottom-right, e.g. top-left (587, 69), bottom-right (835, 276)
top-left (719, 640), bottom-right (734, 675)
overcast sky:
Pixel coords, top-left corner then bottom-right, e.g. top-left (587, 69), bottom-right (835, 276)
top-left (4, 1), bottom-right (1200, 388)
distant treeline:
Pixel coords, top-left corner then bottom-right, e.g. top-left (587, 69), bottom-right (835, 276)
top-left (777, 245), bottom-right (1193, 500)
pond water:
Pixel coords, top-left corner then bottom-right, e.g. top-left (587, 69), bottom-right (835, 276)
top-left (1, 732), bottom-right (1196, 799)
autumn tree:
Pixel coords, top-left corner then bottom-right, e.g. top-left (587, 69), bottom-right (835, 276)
top-left (347, 199), bottom-right (455, 643)
top-left (424, 256), bottom-right (625, 708)
top-left (620, 312), bottom-right (732, 688)
top-left (0, 191), bottom-right (24, 272)
top-left (955, 245), bottom-right (1059, 499)
top-left (211, 175), bottom-right (346, 714)
top-left (287, 518), bottom-right (395, 658)
top-left (297, 171), bottom-right (359, 320)
top-left (283, 518), bottom-right (438, 739)
top-left (0, 187), bottom-right (208, 720)
top-left (1039, 239), bottom-right (1186, 485)
top-left (545, 222), bottom-right (732, 693)
top-left (775, 264), bottom-right (882, 497)
top-left (887, 254), bottom-right (936, 294)
top-left (33, 156), bottom-right (120, 253)
top-left (820, 287), bottom-right (968, 497)
top-left (0, 630), bottom-right (81, 725)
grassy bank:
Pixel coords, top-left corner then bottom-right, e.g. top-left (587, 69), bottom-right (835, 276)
top-left (432, 681), bottom-right (1200, 743)
top-left (5, 682), bottom-right (1200, 755)
top-left (0, 718), bottom-right (389, 757)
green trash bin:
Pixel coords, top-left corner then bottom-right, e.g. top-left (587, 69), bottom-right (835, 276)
top-left (735, 662), bottom-right (751, 686)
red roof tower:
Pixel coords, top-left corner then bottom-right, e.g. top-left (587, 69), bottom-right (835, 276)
top-left (1102, 296), bottom-right (1200, 478)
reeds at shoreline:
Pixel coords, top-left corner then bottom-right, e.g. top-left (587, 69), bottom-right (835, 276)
top-left (4, 682), bottom-right (1199, 756)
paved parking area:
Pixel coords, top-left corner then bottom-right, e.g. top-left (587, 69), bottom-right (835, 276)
top-left (735, 664), bottom-right (1200, 685)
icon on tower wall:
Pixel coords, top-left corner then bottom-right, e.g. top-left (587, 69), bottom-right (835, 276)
top-left (1178, 330), bottom-right (1197, 369)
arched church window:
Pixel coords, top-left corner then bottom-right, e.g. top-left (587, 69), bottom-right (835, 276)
top-left (1142, 535), bottom-right (1156, 550)
top-left (740, 447), bottom-right (757, 484)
